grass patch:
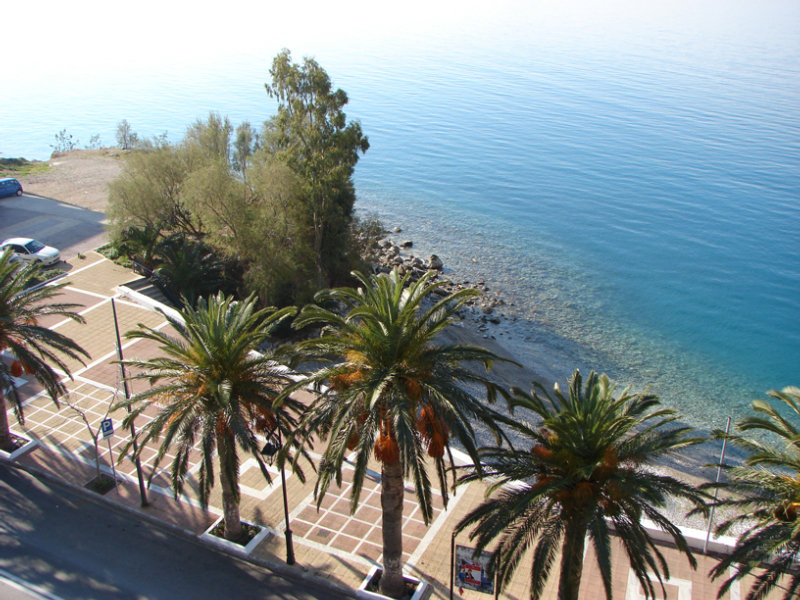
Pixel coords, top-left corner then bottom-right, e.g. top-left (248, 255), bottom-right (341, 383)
top-left (97, 243), bottom-right (132, 267)
top-left (0, 158), bottom-right (49, 178)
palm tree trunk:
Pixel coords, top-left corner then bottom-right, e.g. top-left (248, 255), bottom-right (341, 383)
top-left (0, 391), bottom-right (11, 450)
top-left (557, 516), bottom-right (588, 600)
top-left (218, 439), bottom-right (243, 542)
top-left (380, 460), bottom-right (406, 598)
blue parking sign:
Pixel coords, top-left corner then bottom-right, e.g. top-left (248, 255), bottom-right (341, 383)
top-left (101, 418), bottom-right (114, 438)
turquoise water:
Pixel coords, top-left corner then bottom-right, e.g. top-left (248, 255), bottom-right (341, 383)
top-left (2, 0), bottom-right (798, 426)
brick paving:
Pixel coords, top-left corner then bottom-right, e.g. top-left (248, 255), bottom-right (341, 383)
top-left (2, 253), bottom-right (789, 599)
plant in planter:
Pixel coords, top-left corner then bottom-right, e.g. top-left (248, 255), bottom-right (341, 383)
top-left (455, 371), bottom-right (707, 600)
top-left (0, 250), bottom-right (89, 452)
top-left (360, 566), bottom-right (426, 600)
top-left (208, 520), bottom-right (262, 546)
top-left (115, 293), bottom-right (305, 543)
top-left (282, 270), bottom-right (514, 598)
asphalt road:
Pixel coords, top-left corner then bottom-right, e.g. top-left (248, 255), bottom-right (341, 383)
top-left (0, 193), bottom-right (107, 260)
top-left (0, 465), bottom-right (342, 600)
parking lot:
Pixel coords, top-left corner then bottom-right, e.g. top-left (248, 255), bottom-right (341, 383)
top-left (0, 192), bottom-right (107, 262)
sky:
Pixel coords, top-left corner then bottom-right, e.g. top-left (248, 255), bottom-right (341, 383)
top-left (6, 0), bottom-right (725, 78)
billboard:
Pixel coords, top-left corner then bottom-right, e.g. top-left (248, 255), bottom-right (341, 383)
top-left (455, 545), bottom-right (494, 594)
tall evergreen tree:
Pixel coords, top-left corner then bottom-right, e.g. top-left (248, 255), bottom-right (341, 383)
top-left (265, 49), bottom-right (369, 286)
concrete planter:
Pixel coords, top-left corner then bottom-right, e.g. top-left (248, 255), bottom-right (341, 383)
top-left (200, 516), bottom-right (270, 557)
top-left (356, 565), bottom-right (428, 600)
top-left (0, 435), bottom-right (38, 462)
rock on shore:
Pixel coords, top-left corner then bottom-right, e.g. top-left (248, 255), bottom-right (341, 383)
top-left (371, 234), bottom-right (517, 342)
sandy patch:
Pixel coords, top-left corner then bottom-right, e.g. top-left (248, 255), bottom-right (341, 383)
top-left (19, 149), bottom-right (122, 212)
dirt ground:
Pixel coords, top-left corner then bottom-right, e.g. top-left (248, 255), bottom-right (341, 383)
top-left (19, 149), bottom-right (123, 213)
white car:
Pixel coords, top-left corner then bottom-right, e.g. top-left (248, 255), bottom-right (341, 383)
top-left (1, 238), bottom-right (61, 266)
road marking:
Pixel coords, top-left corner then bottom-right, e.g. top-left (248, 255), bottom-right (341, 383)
top-left (63, 257), bottom-right (106, 277)
top-left (64, 286), bottom-right (112, 301)
top-left (49, 296), bottom-right (112, 331)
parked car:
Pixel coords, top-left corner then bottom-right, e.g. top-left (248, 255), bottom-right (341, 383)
top-left (0, 178), bottom-right (23, 197)
top-left (0, 238), bottom-right (61, 266)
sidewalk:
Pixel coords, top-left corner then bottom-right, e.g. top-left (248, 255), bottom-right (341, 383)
top-left (1, 253), bottom-right (779, 600)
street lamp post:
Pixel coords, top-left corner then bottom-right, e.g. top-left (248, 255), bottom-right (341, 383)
top-left (261, 413), bottom-right (295, 565)
top-left (111, 299), bottom-right (148, 507)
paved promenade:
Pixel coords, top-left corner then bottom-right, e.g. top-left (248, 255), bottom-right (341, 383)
top-left (1, 253), bottom-right (784, 599)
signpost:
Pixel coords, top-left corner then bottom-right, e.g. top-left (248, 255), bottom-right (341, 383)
top-left (101, 418), bottom-right (118, 483)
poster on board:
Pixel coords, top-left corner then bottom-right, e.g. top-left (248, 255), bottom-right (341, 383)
top-left (455, 545), bottom-right (494, 594)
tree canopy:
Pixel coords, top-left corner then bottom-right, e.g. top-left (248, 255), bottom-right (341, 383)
top-left (281, 269), bottom-right (511, 597)
top-left (107, 51), bottom-right (373, 309)
top-left (265, 49), bottom-right (369, 287)
top-left (456, 371), bottom-right (707, 600)
top-left (702, 387), bottom-right (800, 600)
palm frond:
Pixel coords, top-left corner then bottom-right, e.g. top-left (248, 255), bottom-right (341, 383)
top-left (456, 369), bottom-right (705, 600)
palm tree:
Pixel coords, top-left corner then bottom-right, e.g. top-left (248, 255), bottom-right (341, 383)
top-left (0, 250), bottom-right (88, 450)
top-left (115, 292), bottom-right (299, 541)
top-left (455, 370), bottom-right (707, 600)
top-left (704, 386), bottom-right (800, 600)
top-left (282, 269), bottom-right (513, 598)
top-left (152, 235), bottom-right (231, 307)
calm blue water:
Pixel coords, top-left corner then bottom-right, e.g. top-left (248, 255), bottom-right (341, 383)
top-left (2, 0), bottom-right (798, 427)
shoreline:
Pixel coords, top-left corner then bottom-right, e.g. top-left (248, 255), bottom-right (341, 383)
top-left (19, 151), bottom-right (731, 496)
top-left (374, 232), bottom-right (734, 496)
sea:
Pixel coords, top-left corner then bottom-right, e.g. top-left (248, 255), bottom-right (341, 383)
top-left (2, 0), bottom-right (798, 430)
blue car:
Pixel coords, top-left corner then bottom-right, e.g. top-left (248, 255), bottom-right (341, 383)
top-left (0, 178), bottom-right (23, 197)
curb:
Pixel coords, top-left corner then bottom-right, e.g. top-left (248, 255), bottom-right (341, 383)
top-left (1, 457), bottom-right (357, 598)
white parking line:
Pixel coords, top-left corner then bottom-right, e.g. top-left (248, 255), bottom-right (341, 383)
top-left (60, 257), bottom-right (106, 277)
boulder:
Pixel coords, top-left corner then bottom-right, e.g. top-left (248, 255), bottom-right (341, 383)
top-left (400, 240), bottom-right (413, 248)
top-left (428, 254), bottom-right (443, 270)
